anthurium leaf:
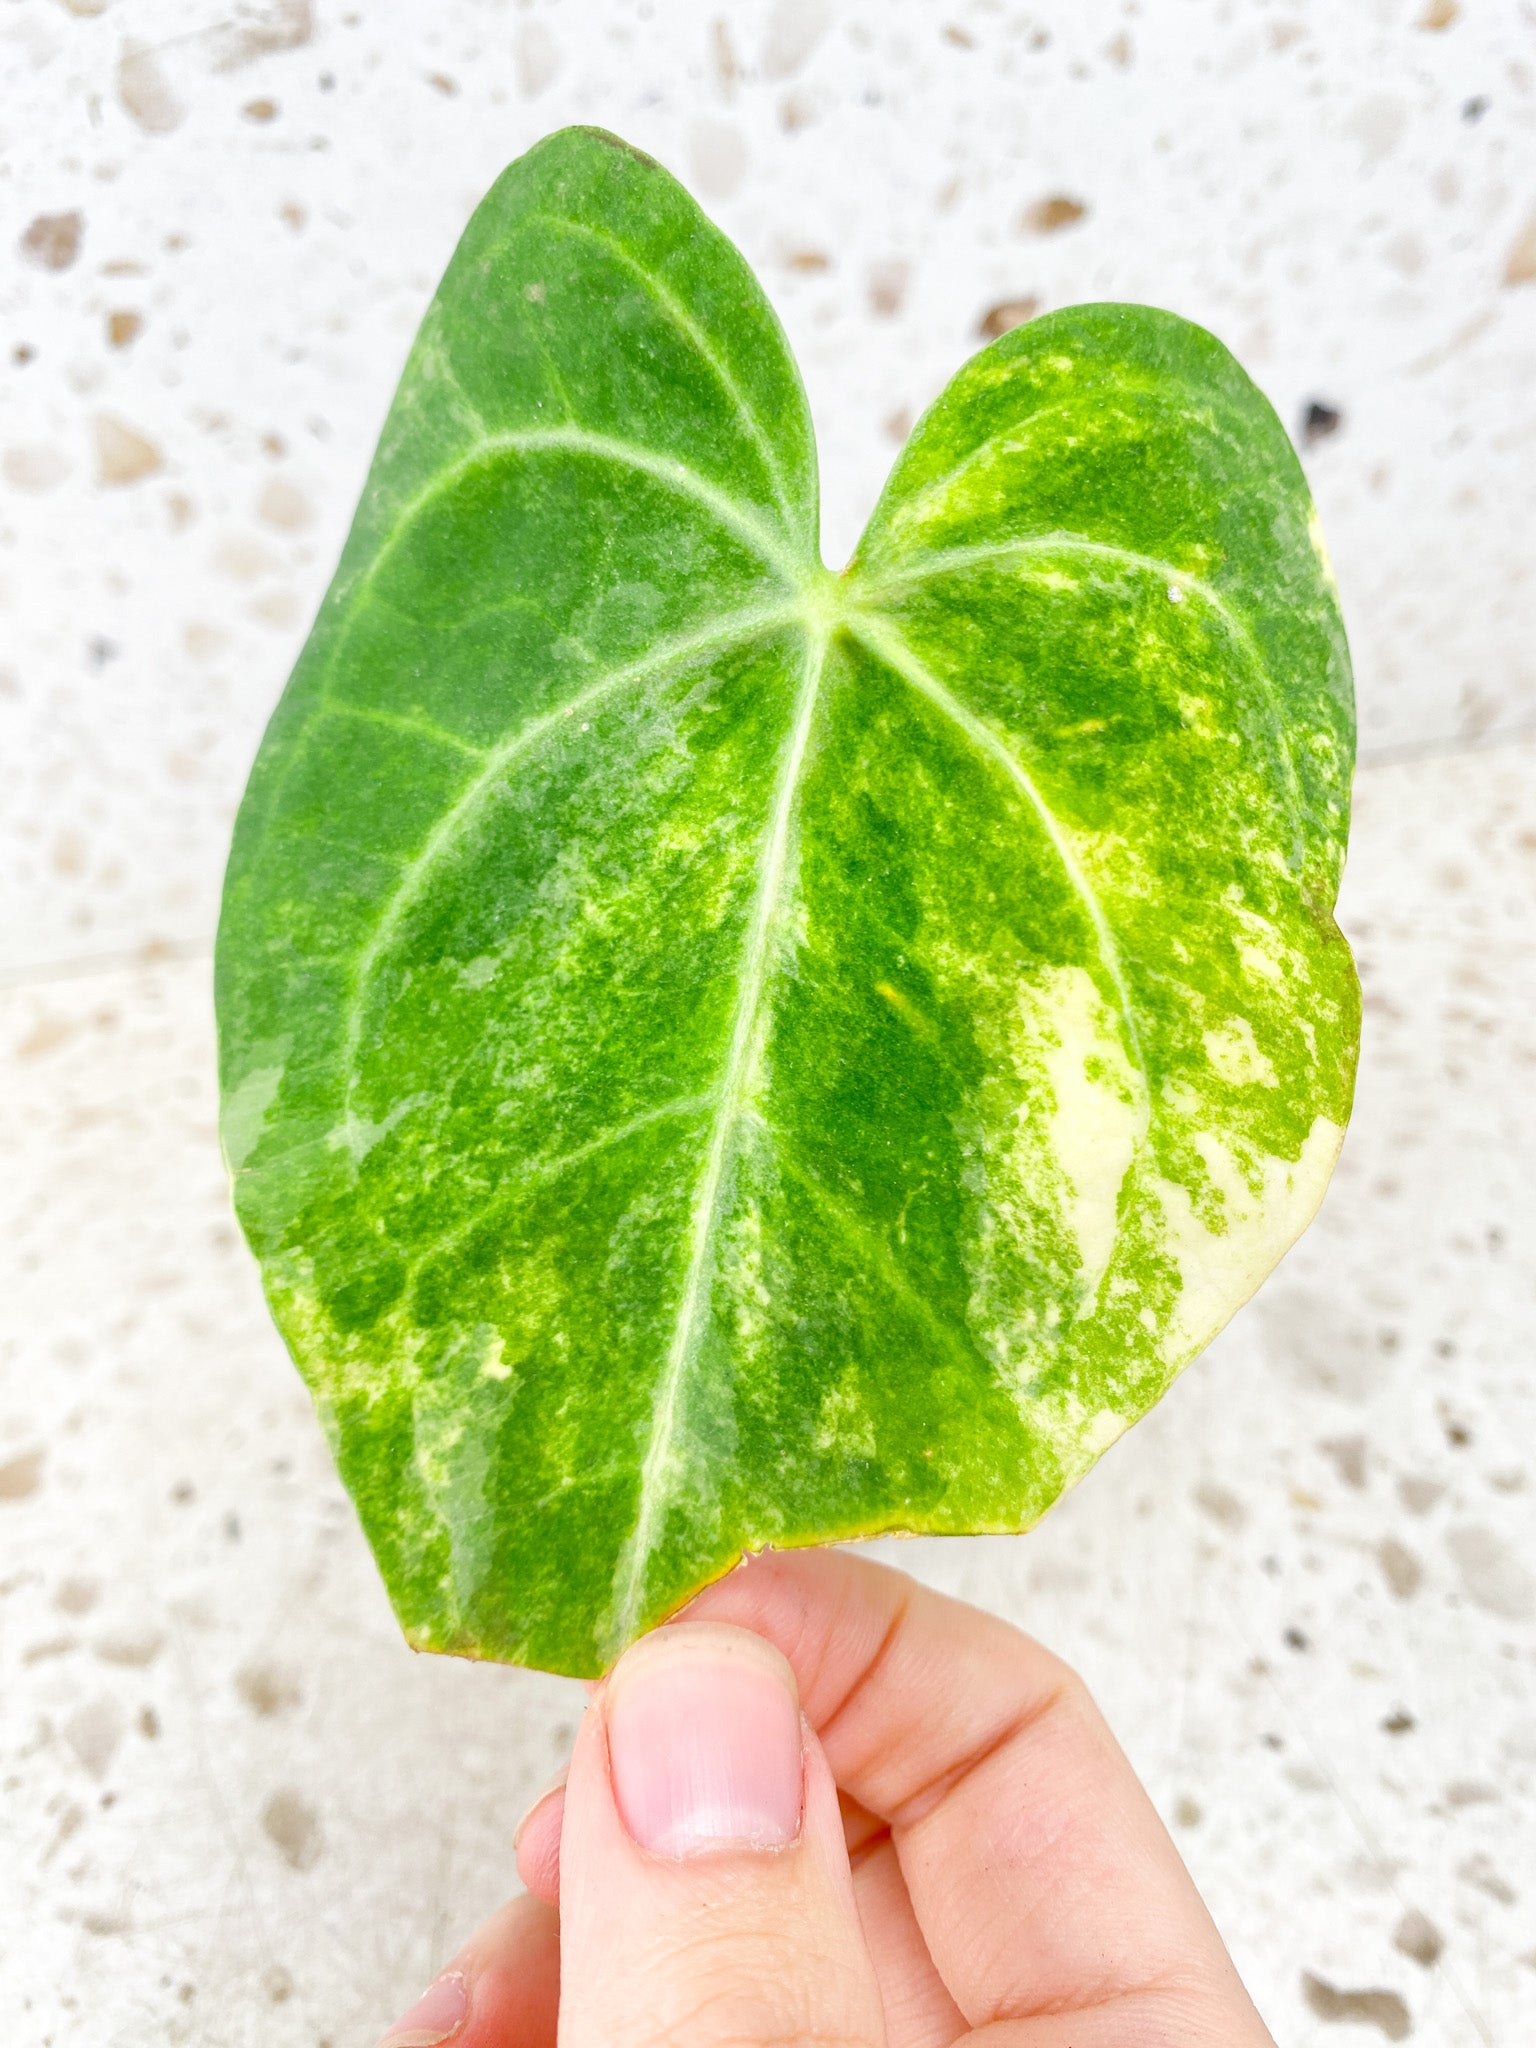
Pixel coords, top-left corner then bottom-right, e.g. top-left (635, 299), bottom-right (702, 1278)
top-left (216, 126), bottom-right (1358, 1678)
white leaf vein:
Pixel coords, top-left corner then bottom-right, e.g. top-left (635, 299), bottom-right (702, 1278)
top-left (859, 534), bottom-right (1308, 863)
top-left (339, 600), bottom-right (805, 1123)
top-left (372, 426), bottom-right (806, 594)
top-left (608, 624), bottom-right (828, 1646)
top-left (848, 611), bottom-right (1152, 1101)
top-left (399, 1093), bottom-right (717, 1297)
top-left (317, 701), bottom-right (487, 760)
top-left (526, 211), bottom-right (803, 532)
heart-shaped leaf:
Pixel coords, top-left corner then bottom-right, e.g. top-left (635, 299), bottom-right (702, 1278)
top-left (217, 127), bottom-right (1358, 1678)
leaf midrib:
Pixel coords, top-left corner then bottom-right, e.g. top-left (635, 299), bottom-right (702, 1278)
top-left (608, 622), bottom-right (831, 1649)
top-left (598, 582), bottom-right (1171, 1643)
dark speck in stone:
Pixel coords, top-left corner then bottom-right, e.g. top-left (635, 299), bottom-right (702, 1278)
top-left (978, 296), bottom-right (1041, 340)
top-left (1320, 1436), bottom-right (1367, 1488)
top-left (1301, 400), bottom-right (1343, 446)
top-left (1393, 1907), bottom-right (1444, 1968)
top-left (1302, 1973), bottom-right (1411, 2040)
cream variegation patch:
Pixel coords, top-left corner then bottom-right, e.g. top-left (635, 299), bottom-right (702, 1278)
top-left (412, 1322), bottom-right (514, 1617)
top-left (1307, 502), bottom-right (1339, 593)
top-left (219, 1045), bottom-right (290, 1172)
top-left (1036, 966), bottom-right (1147, 1295)
top-left (1202, 1016), bottom-right (1279, 1089)
top-left (1028, 1387), bottom-right (1131, 1491)
top-left (960, 962), bottom-right (1147, 1395)
top-left (327, 1090), bottom-right (430, 1167)
top-left (1152, 1116), bottom-right (1344, 1367)
top-left (1237, 939), bottom-right (1284, 984)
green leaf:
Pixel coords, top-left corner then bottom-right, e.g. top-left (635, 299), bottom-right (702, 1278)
top-left (217, 127), bottom-right (1358, 1678)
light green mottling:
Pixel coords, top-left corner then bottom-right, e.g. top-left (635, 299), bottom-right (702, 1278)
top-left (216, 127), bottom-right (1359, 1677)
top-left (218, 1045), bottom-right (289, 1172)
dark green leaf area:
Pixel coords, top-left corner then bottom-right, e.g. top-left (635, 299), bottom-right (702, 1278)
top-left (786, 635), bottom-right (1096, 1308)
top-left (305, 450), bottom-right (791, 765)
top-left (370, 454), bottom-right (773, 635)
top-left (349, 128), bottom-right (817, 582)
top-left (322, 1340), bottom-right (649, 1669)
top-left (217, 128), bottom-right (1359, 1676)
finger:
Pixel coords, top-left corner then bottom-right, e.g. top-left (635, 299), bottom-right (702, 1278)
top-left (375, 1892), bottom-right (559, 2048)
top-left (965, 1981), bottom-right (1274, 2047)
top-left (686, 1549), bottom-right (1269, 2035)
top-left (524, 1778), bottom-right (956, 2046)
top-left (850, 1826), bottom-right (967, 2048)
top-left (556, 1620), bottom-right (887, 2048)
top-left (514, 1772), bottom-right (565, 1904)
top-left (526, 1774), bottom-right (958, 2045)
top-left (836, 1790), bottom-right (964, 2048)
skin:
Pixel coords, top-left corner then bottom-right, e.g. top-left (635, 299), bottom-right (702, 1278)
top-left (378, 1550), bottom-right (1276, 2047)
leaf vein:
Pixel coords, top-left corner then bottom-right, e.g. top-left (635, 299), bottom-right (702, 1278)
top-left (848, 612), bottom-right (1152, 1102)
top-left (859, 535), bottom-right (1308, 860)
top-left (527, 210), bottom-right (801, 530)
top-left (774, 1153), bottom-right (980, 1377)
top-left (400, 1092), bottom-right (717, 1299)
top-left (379, 426), bottom-right (805, 592)
top-left (868, 383), bottom-right (1261, 555)
top-left (608, 625), bottom-right (827, 1649)
top-left (316, 700), bottom-right (488, 760)
top-left (339, 601), bottom-right (806, 1124)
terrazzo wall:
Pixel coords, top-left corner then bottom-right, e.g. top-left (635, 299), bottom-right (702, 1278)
top-left (3, 4), bottom-right (1535, 2044)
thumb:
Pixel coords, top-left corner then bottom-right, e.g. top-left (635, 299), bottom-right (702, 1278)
top-left (556, 1620), bottom-right (887, 2048)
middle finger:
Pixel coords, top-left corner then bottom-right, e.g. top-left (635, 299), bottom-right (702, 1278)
top-left (847, 1810), bottom-right (967, 2048)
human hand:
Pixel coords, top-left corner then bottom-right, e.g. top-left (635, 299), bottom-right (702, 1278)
top-left (376, 1549), bottom-right (1277, 2047)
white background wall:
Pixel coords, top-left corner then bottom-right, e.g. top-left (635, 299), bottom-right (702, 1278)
top-left (3, 4), bottom-right (1534, 2045)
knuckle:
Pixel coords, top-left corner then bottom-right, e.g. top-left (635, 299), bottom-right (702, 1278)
top-left (1017, 1643), bottom-right (1096, 1732)
top-left (1047, 1657), bottom-right (1094, 1720)
top-left (631, 1914), bottom-right (880, 2048)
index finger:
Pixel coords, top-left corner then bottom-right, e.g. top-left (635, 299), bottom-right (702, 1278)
top-left (685, 1547), bottom-right (1267, 2036)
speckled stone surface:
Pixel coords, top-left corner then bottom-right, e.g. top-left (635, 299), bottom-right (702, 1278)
top-left (3, 3), bottom-right (1534, 2044)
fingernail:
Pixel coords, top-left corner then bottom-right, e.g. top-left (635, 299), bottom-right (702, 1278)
top-left (607, 1623), bottom-right (803, 1857)
top-left (512, 1763), bottom-right (568, 1849)
top-left (377, 1969), bottom-right (468, 2047)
